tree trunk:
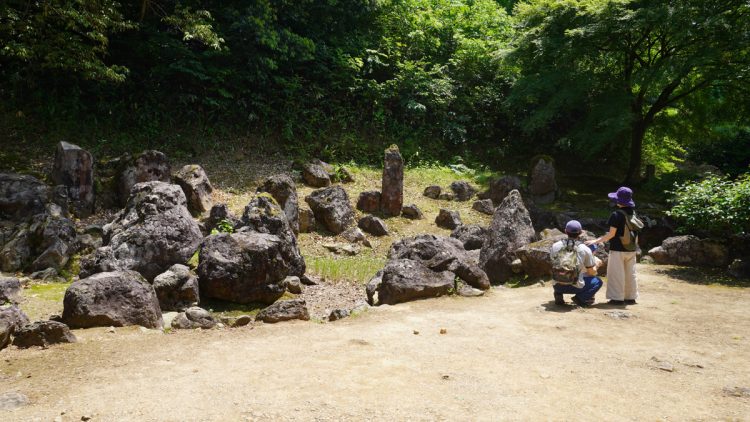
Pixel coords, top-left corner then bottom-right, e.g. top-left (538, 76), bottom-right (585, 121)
top-left (624, 120), bottom-right (647, 185)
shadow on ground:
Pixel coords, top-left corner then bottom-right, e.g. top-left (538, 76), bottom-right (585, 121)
top-left (653, 265), bottom-right (750, 287)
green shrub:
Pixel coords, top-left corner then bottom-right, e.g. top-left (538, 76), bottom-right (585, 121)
top-left (668, 174), bottom-right (750, 236)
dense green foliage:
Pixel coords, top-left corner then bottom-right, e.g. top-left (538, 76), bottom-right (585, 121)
top-left (669, 174), bottom-right (750, 236)
top-left (1, 0), bottom-right (749, 179)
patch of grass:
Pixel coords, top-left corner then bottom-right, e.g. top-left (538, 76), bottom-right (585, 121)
top-left (200, 298), bottom-right (266, 319)
top-left (305, 255), bottom-right (386, 284)
top-left (26, 282), bottom-right (71, 301)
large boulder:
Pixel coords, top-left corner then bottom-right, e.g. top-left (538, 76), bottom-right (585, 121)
top-left (529, 158), bottom-right (557, 204)
top-left (356, 191), bottom-right (382, 213)
top-left (256, 299), bottom-right (310, 323)
top-left (366, 259), bottom-right (455, 306)
top-left (305, 186), bottom-right (355, 235)
top-left (450, 181), bottom-right (477, 202)
top-left (513, 236), bottom-right (564, 279)
top-left (388, 234), bottom-right (490, 290)
top-left (197, 232), bottom-right (291, 304)
top-left (257, 174), bottom-right (300, 234)
top-left (0, 205), bottom-right (76, 273)
top-left (51, 142), bottom-right (95, 217)
top-left (239, 195), bottom-right (305, 277)
top-left (450, 225), bottom-right (487, 251)
top-left (298, 207), bottom-right (316, 233)
top-left (479, 175), bottom-right (521, 206)
top-left (401, 204), bottom-right (424, 220)
top-left (0, 277), bottom-right (21, 304)
top-left (472, 199), bottom-right (495, 215)
top-left (80, 181), bottom-right (202, 281)
top-left (12, 321), bottom-right (77, 348)
top-left (0, 173), bottom-right (50, 222)
top-left (480, 190), bottom-right (536, 284)
top-left (648, 235), bottom-right (730, 267)
top-left (380, 146), bottom-right (404, 216)
top-left (153, 264), bottom-right (199, 311)
top-left (302, 162), bottom-right (331, 188)
top-left (62, 271), bottom-right (163, 329)
top-left (0, 305), bottom-right (30, 350)
top-left (117, 150), bottom-right (171, 206)
top-left (174, 165), bottom-right (213, 216)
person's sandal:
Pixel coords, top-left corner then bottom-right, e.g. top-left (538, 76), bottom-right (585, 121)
top-left (554, 293), bottom-right (565, 305)
top-left (624, 299), bottom-right (637, 305)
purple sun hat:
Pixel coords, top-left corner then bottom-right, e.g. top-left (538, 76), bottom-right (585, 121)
top-left (565, 220), bottom-right (582, 234)
top-left (608, 186), bottom-right (635, 207)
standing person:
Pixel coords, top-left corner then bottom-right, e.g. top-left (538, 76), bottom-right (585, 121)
top-left (550, 220), bottom-right (603, 307)
top-left (586, 187), bottom-right (642, 305)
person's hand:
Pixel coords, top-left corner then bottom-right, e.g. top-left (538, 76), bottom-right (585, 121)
top-left (594, 257), bottom-right (603, 268)
top-left (585, 239), bottom-right (597, 246)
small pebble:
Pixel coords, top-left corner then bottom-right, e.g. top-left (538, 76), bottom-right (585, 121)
top-left (439, 328), bottom-right (447, 335)
top-left (413, 330), bottom-right (419, 335)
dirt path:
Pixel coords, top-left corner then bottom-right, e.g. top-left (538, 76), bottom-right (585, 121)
top-left (2, 265), bottom-right (750, 421)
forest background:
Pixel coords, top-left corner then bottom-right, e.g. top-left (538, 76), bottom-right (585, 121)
top-left (1, 0), bottom-right (749, 187)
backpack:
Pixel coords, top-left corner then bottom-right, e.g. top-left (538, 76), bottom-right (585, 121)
top-left (551, 239), bottom-right (580, 284)
top-left (617, 209), bottom-right (645, 252)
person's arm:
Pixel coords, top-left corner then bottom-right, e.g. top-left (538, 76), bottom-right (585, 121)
top-left (585, 226), bottom-right (617, 246)
top-left (582, 248), bottom-right (598, 276)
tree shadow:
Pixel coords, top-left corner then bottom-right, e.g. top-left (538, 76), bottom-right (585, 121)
top-left (653, 266), bottom-right (750, 287)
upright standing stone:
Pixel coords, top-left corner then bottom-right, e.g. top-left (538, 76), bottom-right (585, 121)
top-left (529, 158), bottom-right (557, 204)
top-left (51, 142), bottom-right (94, 217)
top-left (257, 175), bottom-right (299, 234)
top-left (117, 150), bottom-right (171, 206)
top-left (174, 165), bottom-right (213, 216)
top-left (479, 190), bottom-right (536, 284)
top-left (380, 145), bottom-right (404, 217)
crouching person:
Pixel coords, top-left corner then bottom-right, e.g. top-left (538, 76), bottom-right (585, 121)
top-left (550, 220), bottom-right (603, 307)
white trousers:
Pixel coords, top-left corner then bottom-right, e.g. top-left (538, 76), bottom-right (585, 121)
top-left (606, 251), bottom-right (638, 301)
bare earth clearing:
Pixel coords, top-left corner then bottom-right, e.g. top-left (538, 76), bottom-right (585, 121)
top-left (2, 264), bottom-right (749, 421)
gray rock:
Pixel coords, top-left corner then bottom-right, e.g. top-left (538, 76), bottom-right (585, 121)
top-left (401, 204), bottom-right (424, 220)
top-left (302, 162), bottom-right (331, 187)
top-left (423, 185), bottom-right (441, 199)
top-left (298, 207), bottom-right (316, 233)
top-left (232, 315), bottom-right (253, 327)
top-left (29, 268), bottom-right (60, 281)
top-left (27, 209), bottom-right (77, 272)
top-left (356, 191), bottom-right (382, 213)
top-left (51, 142), bottom-right (95, 217)
top-left (648, 236), bottom-right (730, 267)
top-left (62, 270), bottom-right (163, 329)
top-left (340, 227), bottom-right (371, 247)
top-left (729, 258), bottom-right (750, 279)
top-left (438, 192), bottom-right (455, 201)
top-left (323, 242), bottom-right (360, 256)
top-left (1, 305), bottom-right (30, 350)
top-left (80, 181), bottom-right (202, 281)
top-left (388, 234), bottom-right (490, 290)
top-left (0, 392), bottom-right (29, 411)
top-left (172, 306), bottom-right (216, 329)
top-left (435, 209), bottom-right (462, 230)
top-left (450, 225), bottom-right (487, 251)
top-left (12, 320), bottom-right (77, 348)
top-left (472, 199), bottom-right (495, 215)
top-left (0, 277), bottom-right (21, 304)
top-left (480, 190), bottom-right (536, 284)
top-left (305, 186), bottom-right (355, 234)
top-left (117, 150), bottom-right (171, 206)
top-left (380, 146), bottom-right (404, 216)
top-left (328, 309), bottom-right (350, 321)
top-left (0, 226), bottom-right (31, 272)
top-left (457, 283), bottom-right (485, 297)
top-left (257, 174), bottom-right (300, 234)
top-left (529, 158), bottom-right (557, 204)
top-left (153, 264), bottom-right (200, 311)
top-left (367, 259), bottom-right (455, 306)
top-left (283, 276), bottom-right (303, 294)
top-left (174, 165), bottom-right (214, 216)
top-left (479, 175), bottom-right (521, 206)
top-left (723, 386), bottom-right (750, 398)
top-left (75, 233), bottom-right (102, 253)
top-left (513, 236), bottom-right (564, 279)
top-left (256, 299), bottom-right (310, 323)
top-left (239, 195), bottom-right (305, 277)
top-left (450, 181), bottom-right (477, 201)
top-left (0, 173), bottom-right (50, 222)
top-left (197, 232), bottom-right (291, 304)
top-left (358, 215), bottom-right (389, 236)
